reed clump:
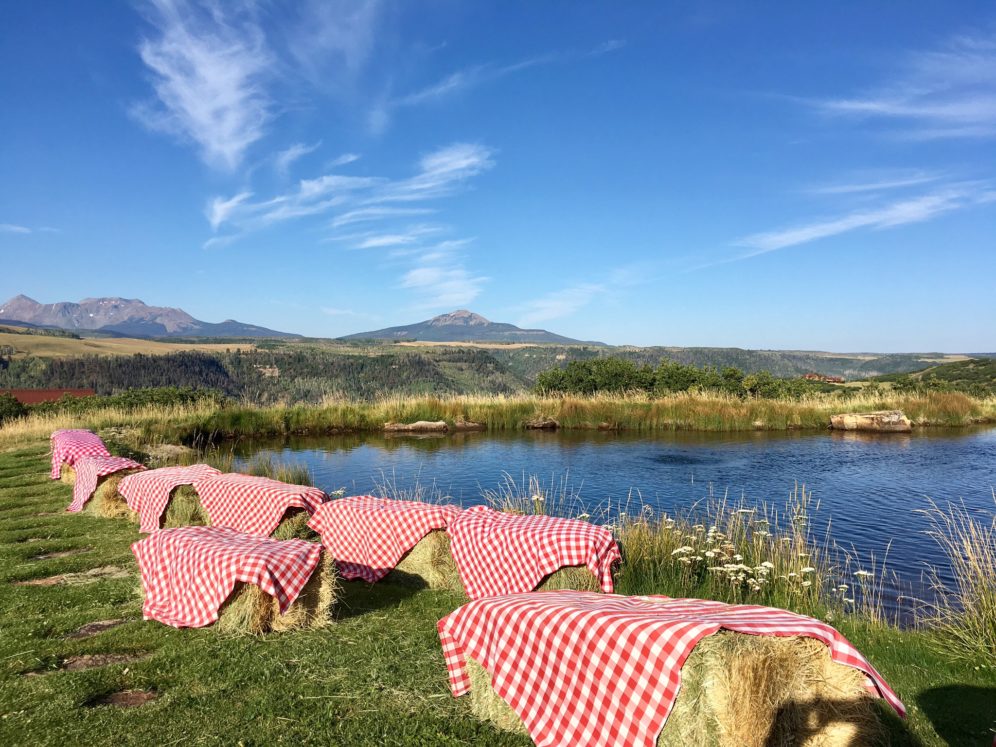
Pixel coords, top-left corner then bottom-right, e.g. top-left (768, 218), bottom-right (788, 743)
top-left (919, 494), bottom-right (996, 666)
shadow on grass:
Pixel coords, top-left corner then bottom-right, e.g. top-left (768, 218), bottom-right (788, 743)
top-left (763, 697), bottom-right (923, 747)
top-left (918, 685), bottom-right (996, 746)
top-left (335, 579), bottom-right (421, 621)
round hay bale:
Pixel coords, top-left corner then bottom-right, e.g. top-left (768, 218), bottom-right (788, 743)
top-left (59, 464), bottom-right (76, 486)
top-left (466, 632), bottom-right (885, 747)
top-left (535, 564), bottom-right (602, 593)
top-left (81, 469), bottom-right (144, 521)
top-left (216, 550), bottom-right (338, 634)
top-left (160, 485), bottom-right (211, 529)
top-left (387, 530), bottom-right (462, 591)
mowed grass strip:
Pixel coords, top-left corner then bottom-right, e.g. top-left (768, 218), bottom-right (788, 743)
top-left (0, 445), bottom-right (527, 746)
top-left (0, 443), bottom-right (993, 745)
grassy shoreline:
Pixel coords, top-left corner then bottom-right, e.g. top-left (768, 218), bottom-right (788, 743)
top-left (0, 440), bottom-right (993, 744)
top-left (2, 390), bottom-right (994, 449)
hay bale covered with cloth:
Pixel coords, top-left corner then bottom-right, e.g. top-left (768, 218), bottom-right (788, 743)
top-left (117, 464), bottom-right (223, 532)
top-left (447, 505), bottom-right (620, 599)
top-left (65, 455), bottom-right (146, 517)
top-left (179, 472), bottom-right (327, 539)
top-left (438, 591), bottom-right (906, 747)
top-left (132, 525), bottom-right (337, 633)
top-left (308, 496), bottom-right (462, 590)
top-left (50, 429), bottom-right (110, 481)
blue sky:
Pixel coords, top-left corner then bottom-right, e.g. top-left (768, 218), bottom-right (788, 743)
top-left (1, 1), bottom-right (994, 351)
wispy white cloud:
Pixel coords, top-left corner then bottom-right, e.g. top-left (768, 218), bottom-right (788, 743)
top-left (206, 191), bottom-right (254, 231)
top-left (805, 170), bottom-right (941, 195)
top-left (810, 31), bottom-right (996, 139)
top-left (330, 206), bottom-right (434, 229)
top-left (209, 142), bottom-right (493, 236)
top-left (736, 182), bottom-right (995, 256)
top-left (275, 141), bottom-right (322, 176)
top-left (514, 262), bottom-right (650, 327)
top-left (132, 0), bottom-right (273, 170)
top-left (517, 283), bottom-right (605, 327)
top-left (400, 263), bottom-right (488, 310)
top-left (284, 0), bottom-right (382, 85)
top-left (327, 152), bottom-right (361, 169)
top-left (589, 39), bottom-right (627, 56)
top-left (321, 306), bottom-right (377, 319)
top-left (374, 40), bottom-right (623, 132)
top-left (0, 224), bottom-right (31, 234)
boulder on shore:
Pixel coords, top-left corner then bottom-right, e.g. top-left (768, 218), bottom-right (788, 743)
top-left (383, 420), bottom-right (449, 433)
top-left (829, 410), bottom-right (912, 433)
top-left (524, 416), bottom-right (560, 430)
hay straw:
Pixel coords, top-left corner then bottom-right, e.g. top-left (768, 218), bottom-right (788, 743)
top-left (534, 564), bottom-right (602, 593)
top-left (59, 463), bottom-right (75, 485)
top-left (215, 550), bottom-right (338, 634)
top-left (387, 530), bottom-right (462, 591)
top-left (81, 469), bottom-right (144, 520)
top-left (160, 485), bottom-right (210, 528)
top-left (466, 632), bottom-right (885, 747)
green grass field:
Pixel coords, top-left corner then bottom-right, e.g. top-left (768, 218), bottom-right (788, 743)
top-left (0, 443), bottom-right (993, 745)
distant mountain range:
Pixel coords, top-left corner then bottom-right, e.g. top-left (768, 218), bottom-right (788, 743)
top-left (0, 295), bottom-right (296, 339)
top-left (340, 310), bottom-right (603, 345)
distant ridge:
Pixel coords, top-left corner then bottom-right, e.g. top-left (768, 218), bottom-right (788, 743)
top-left (0, 295), bottom-right (297, 339)
top-left (340, 309), bottom-right (603, 345)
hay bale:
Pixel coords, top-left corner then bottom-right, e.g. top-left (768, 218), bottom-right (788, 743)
top-left (215, 550), bottom-right (338, 634)
top-left (466, 632), bottom-right (885, 747)
top-left (160, 485), bottom-right (211, 528)
top-left (160, 490), bottom-right (318, 540)
top-left (59, 464), bottom-right (76, 485)
top-left (270, 508), bottom-right (319, 542)
top-left (386, 530), bottom-right (462, 591)
top-left (535, 564), bottom-right (602, 593)
top-left (81, 469), bottom-right (144, 520)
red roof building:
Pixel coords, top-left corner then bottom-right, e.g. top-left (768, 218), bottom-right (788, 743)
top-left (0, 388), bottom-right (96, 404)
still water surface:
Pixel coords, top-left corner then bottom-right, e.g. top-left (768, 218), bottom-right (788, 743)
top-left (236, 427), bottom-right (996, 608)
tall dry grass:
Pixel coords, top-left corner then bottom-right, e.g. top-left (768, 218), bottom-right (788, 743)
top-left (918, 493), bottom-right (996, 665)
top-left (482, 474), bottom-right (898, 623)
top-left (2, 390), bottom-right (993, 451)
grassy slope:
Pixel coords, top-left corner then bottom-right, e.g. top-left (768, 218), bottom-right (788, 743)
top-left (0, 331), bottom-right (254, 358)
top-left (0, 443), bottom-right (993, 745)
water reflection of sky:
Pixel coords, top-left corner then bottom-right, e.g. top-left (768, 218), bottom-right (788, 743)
top-left (235, 427), bottom-right (996, 614)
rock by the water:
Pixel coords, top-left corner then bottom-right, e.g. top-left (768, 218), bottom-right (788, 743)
top-left (383, 420), bottom-right (449, 433)
top-left (525, 416), bottom-right (560, 430)
top-left (829, 410), bottom-right (912, 432)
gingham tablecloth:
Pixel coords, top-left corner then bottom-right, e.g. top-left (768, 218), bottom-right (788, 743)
top-left (66, 455), bottom-right (146, 512)
top-left (118, 464), bottom-right (224, 532)
top-left (447, 506), bottom-right (621, 599)
top-left (191, 473), bottom-right (327, 537)
top-left (50, 429), bottom-right (110, 479)
top-left (308, 496), bottom-right (461, 582)
top-left (438, 591), bottom-right (906, 747)
top-left (132, 525), bottom-right (323, 628)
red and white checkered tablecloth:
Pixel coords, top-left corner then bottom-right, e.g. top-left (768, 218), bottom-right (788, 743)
top-left (132, 525), bottom-right (322, 628)
top-left (66, 455), bottom-right (146, 512)
top-left (118, 464), bottom-right (224, 532)
top-left (447, 506), bottom-right (621, 600)
top-left (308, 495), bottom-right (461, 582)
top-left (50, 429), bottom-right (110, 479)
top-left (191, 472), bottom-right (327, 537)
top-left (438, 591), bottom-right (906, 747)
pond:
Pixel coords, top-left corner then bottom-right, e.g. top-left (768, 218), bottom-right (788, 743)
top-left (234, 426), bottom-right (996, 615)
